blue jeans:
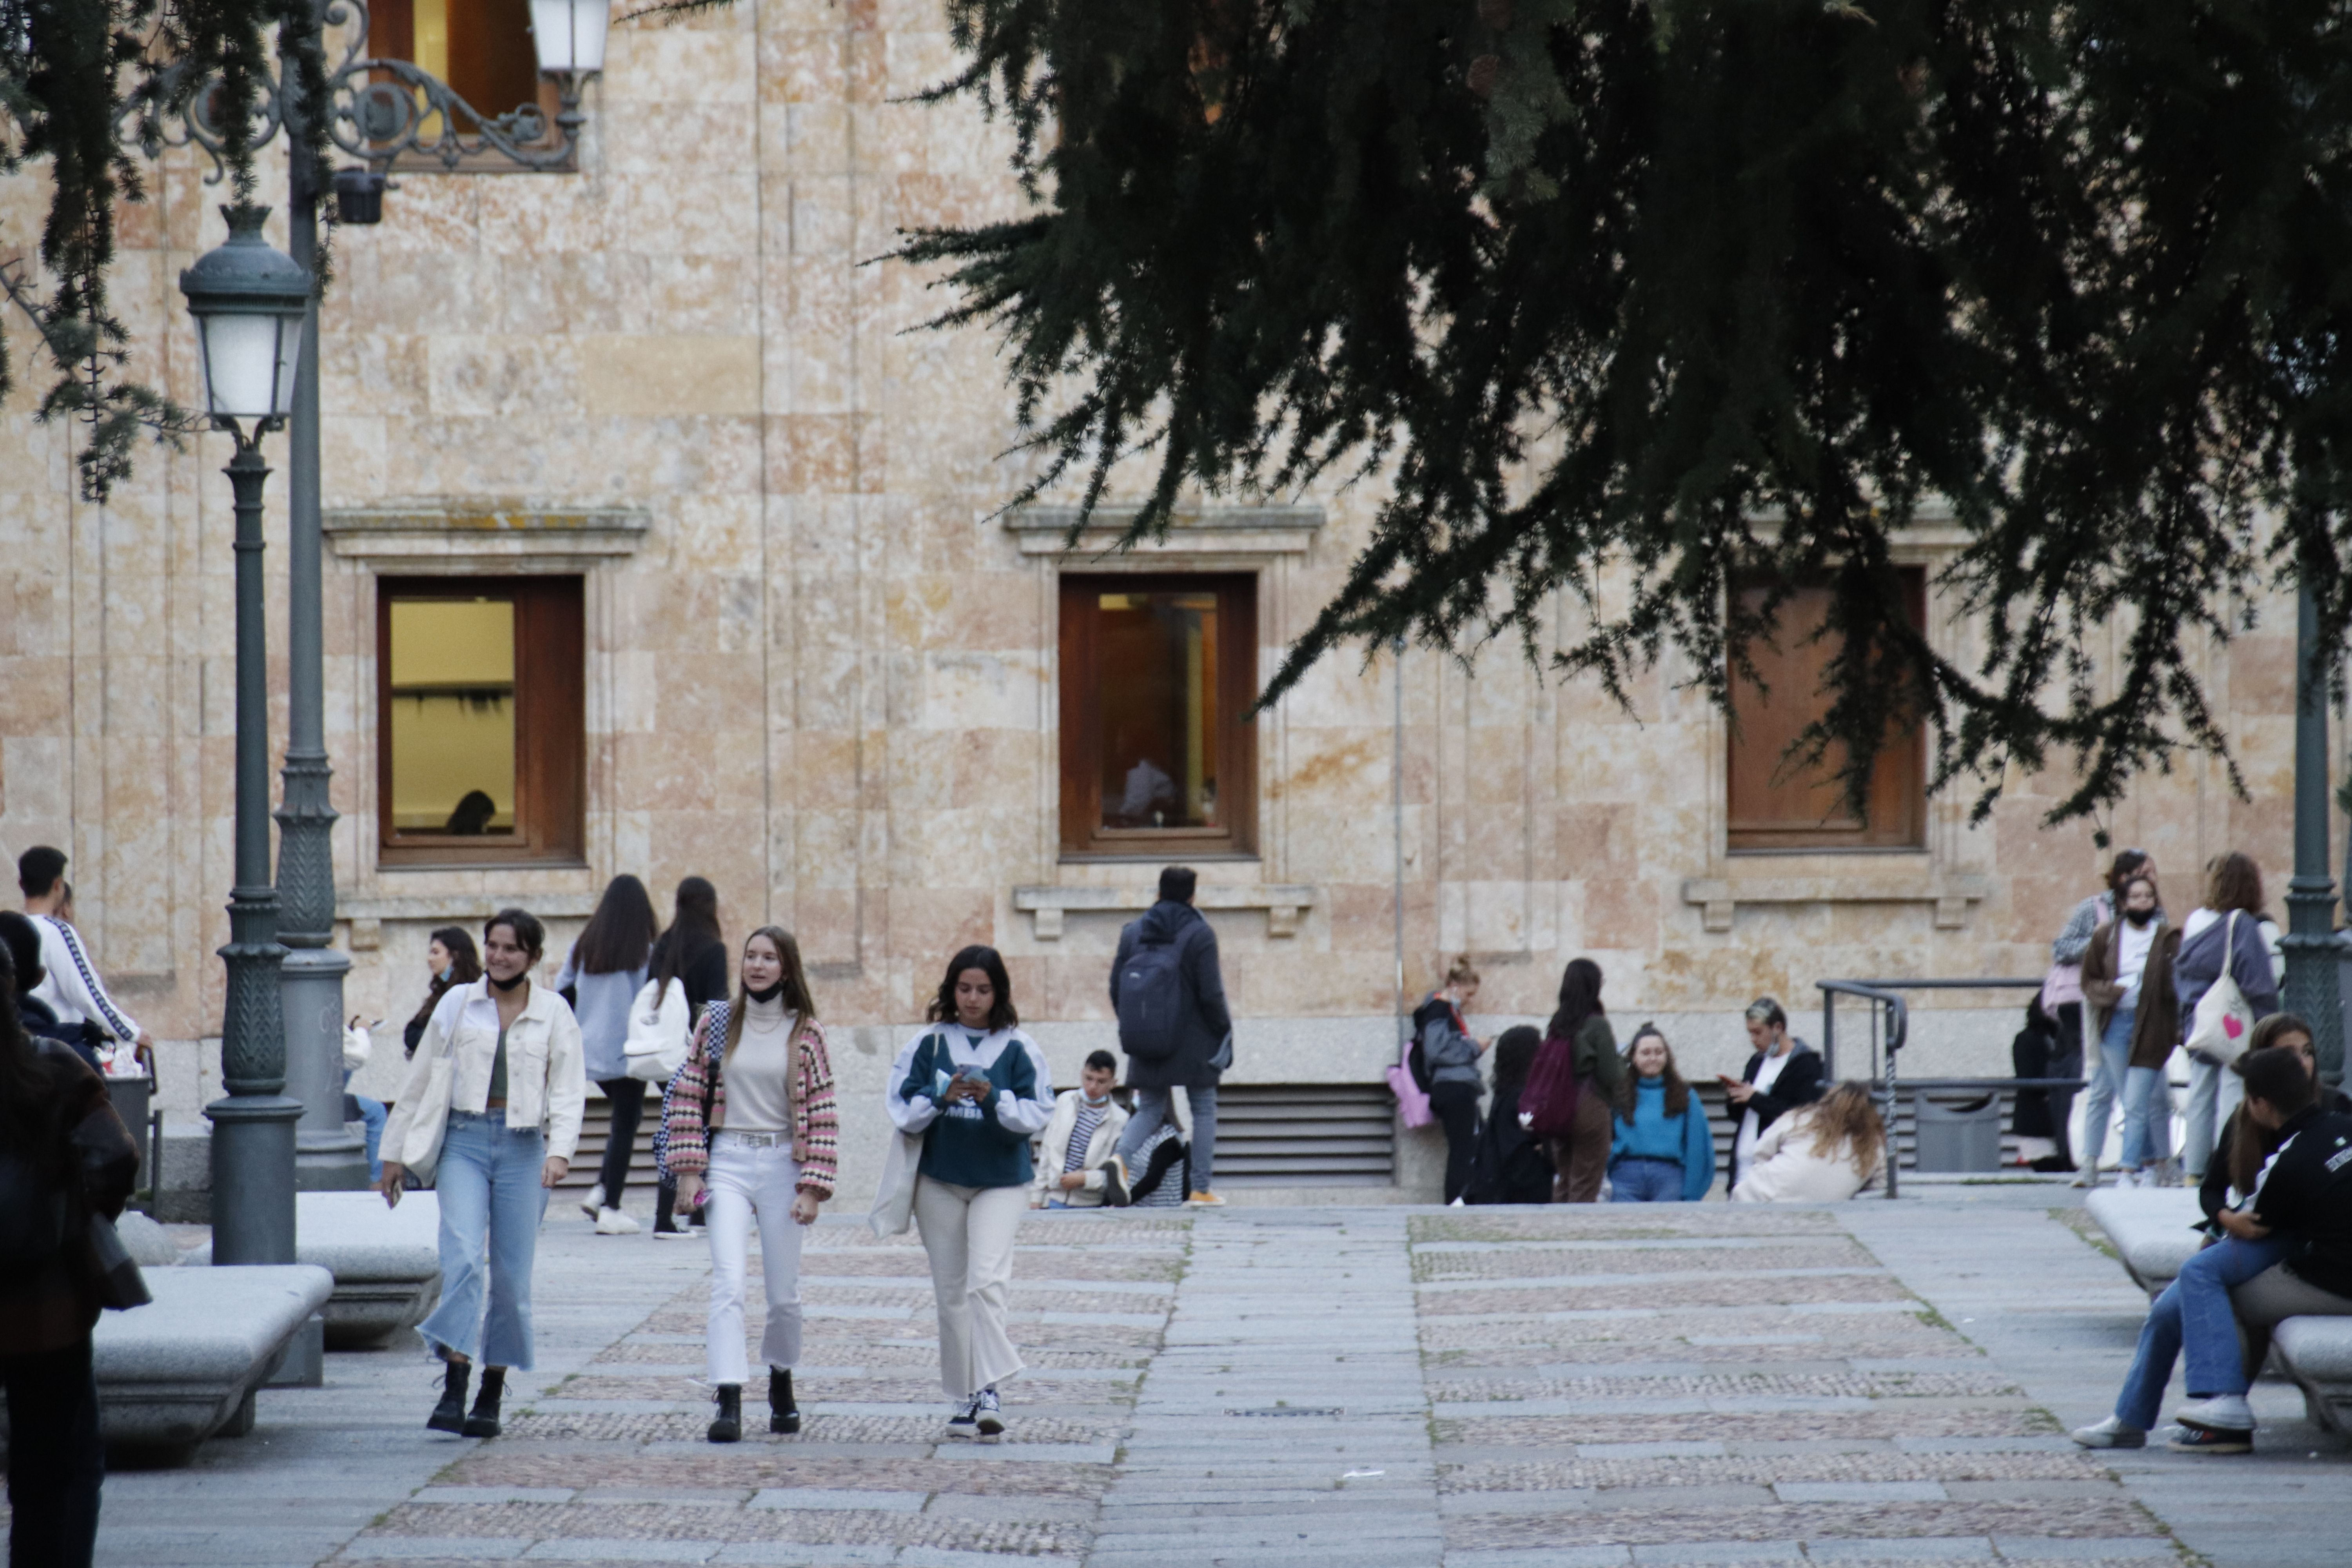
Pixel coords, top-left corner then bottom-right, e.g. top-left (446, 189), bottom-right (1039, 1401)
top-left (1119, 1086), bottom-right (1216, 1192)
top-left (416, 1111), bottom-right (549, 1369)
top-left (2078, 1018), bottom-right (2129, 1173)
top-left (2114, 1235), bottom-right (2289, 1430)
top-left (2120, 1064), bottom-right (2170, 1171)
top-left (1608, 1156), bottom-right (1685, 1202)
top-left (345, 1069), bottom-right (388, 1183)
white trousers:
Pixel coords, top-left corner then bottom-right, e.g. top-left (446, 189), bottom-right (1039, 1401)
top-left (913, 1175), bottom-right (1027, 1400)
top-left (704, 1135), bottom-right (806, 1387)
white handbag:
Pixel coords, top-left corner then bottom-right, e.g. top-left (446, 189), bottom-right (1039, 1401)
top-left (396, 1027), bottom-right (459, 1187)
top-left (2183, 912), bottom-right (2256, 1066)
top-left (622, 977), bottom-right (692, 1084)
top-left (867, 1128), bottom-right (924, 1238)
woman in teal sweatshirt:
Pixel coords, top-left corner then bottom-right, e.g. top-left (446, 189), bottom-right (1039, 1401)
top-left (1608, 1026), bottom-right (1717, 1202)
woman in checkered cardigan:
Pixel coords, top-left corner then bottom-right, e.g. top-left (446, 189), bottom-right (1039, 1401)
top-left (655, 926), bottom-right (838, 1443)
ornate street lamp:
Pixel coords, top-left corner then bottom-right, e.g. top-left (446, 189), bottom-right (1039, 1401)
top-left (180, 205), bottom-right (314, 1265)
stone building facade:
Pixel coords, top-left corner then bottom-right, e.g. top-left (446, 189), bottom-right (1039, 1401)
top-left (0, 0), bottom-right (2322, 1200)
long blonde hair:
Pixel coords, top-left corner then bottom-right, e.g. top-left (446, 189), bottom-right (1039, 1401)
top-left (722, 926), bottom-right (817, 1063)
top-left (1804, 1082), bottom-right (1887, 1177)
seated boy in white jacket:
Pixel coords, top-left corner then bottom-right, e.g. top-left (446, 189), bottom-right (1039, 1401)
top-left (1031, 1051), bottom-right (1132, 1209)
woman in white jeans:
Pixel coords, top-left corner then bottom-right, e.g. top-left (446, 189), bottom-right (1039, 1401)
top-left (657, 926), bottom-right (838, 1443)
top-left (379, 908), bottom-right (585, 1439)
top-left (886, 944), bottom-right (1053, 1440)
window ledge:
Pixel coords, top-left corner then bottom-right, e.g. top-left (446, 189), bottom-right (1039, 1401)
top-left (325, 502), bottom-right (650, 568)
top-left (1680, 873), bottom-right (1991, 934)
top-left (1013, 883), bottom-right (1315, 940)
top-left (1006, 504), bottom-right (1322, 557)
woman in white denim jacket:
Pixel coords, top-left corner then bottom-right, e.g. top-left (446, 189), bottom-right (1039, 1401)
top-left (379, 907), bottom-right (586, 1440)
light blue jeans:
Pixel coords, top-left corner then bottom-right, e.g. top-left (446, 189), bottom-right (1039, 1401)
top-left (416, 1111), bottom-right (549, 1370)
top-left (2114, 1236), bottom-right (2290, 1430)
top-left (2182, 1054), bottom-right (2243, 1180)
top-left (2077, 1015), bottom-right (2130, 1173)
top-left (1119, 1086), bottom-right (1217, 1192)
top-left (344, 1068), bottom-right (387, 1183)
top-left (1608, 1157), bottom-right (1686, 1202)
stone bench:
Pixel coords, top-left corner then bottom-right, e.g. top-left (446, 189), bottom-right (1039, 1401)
top-left (2273, 1315), bottom-right (2352, 1435)
top-left (2082, 1186), bottom-right (2205, 1297)
top-left (192, 1191), bottom-right (443, 1348)
top-left (93, 1263), bottom-right (335, 1458)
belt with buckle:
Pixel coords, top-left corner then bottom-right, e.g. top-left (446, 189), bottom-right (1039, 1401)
top-left (717, 1129), bottom-right (785, 1149)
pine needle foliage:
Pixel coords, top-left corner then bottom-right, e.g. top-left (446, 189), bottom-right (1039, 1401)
top-left (0, 0), bottom-right (328, 500)
top-left (899, 0), bottom-right (2352, 826)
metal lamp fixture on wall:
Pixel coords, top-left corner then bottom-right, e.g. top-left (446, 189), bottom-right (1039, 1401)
top-left (179, 205), bottom-right (316, 1267)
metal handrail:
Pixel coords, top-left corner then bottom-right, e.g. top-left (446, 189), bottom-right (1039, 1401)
top-left (1818, 976), bottom-right (2046, 1199)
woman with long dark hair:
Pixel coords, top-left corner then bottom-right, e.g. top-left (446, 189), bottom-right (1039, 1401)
top-left (885, 945), bottom-right (1054, 1439)
top-left (657, 926), bottom-right (839, 1442)
top-left (0, 944), bottom-right (140, 1566)
top-left (402, 927), bottom-right (482, 1059)
top-left (648, 877), bottom-right (728, 1237)
top-left (1608, 1025), bottom-right (1716, 1201)
top-left (379, 908), bottom-right (586, 1439)
top-left (1465, 1026), bottom-right (1553, 1204)
top-left (1536, 958), bottom-right (1621, 1202)
top-left (556, 875), bottom-right (661, 1234)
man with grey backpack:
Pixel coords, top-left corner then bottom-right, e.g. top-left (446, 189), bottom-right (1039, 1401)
top-left (1106, 867), bottom-right (1233, 1207)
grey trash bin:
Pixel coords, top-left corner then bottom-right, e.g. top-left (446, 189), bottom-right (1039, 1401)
top-left (1913, 1093), bottom-right (2003, 1173)
top-left (107, 1073), bottom-right (154, 1198)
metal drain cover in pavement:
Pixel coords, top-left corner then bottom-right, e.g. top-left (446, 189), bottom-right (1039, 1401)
top-left (1227, 1406), bottom-right (1344, 1417)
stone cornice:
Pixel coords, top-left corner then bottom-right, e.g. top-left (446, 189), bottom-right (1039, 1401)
top-left (323, 502), bottom-right (650, 568)
top-left (1004, 504), bottom-right (1323, 557)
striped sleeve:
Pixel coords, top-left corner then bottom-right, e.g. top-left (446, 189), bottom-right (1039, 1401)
top-left (45, 917), bottom-right (140, 1041)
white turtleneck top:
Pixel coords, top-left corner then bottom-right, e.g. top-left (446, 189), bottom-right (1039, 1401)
top-left (725, 995), bottom-right (797, 1132)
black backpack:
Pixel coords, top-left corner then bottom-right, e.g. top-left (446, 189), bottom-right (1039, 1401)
top-left (1406, 997), bottom-right (1450, 1094)
top-left (1463, 1089), bottom-right (1553, 1205)
top-left (1115, 932), bottom-right (1188, 1062)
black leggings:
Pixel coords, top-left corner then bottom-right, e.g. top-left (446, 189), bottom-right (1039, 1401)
top-left (4, 1335), bottom-right (103, 1567)
top-left (1428, 1081), bottom-right (1483, 1205)
top-left (595, 1077), bottom-right (647, 1208)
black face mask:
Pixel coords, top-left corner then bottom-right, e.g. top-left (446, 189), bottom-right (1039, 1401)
top-left (747, 980), bottom-right (786, 1005)
top-left (488, 969), bottom-right (529, 993)
top-left (2124, 906), bottom-right (2156, 927)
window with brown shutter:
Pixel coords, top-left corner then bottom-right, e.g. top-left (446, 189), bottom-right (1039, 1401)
top-left (377, 575), bottom-right (584, 866)
top-left (1059, 573), bottom-right (1258, 858)
top-left (1726, 571), bottom-right (1926, 852)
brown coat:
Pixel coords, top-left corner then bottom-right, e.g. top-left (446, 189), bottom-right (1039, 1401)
top-left (2080, 918), bottom-right (2181, 1069)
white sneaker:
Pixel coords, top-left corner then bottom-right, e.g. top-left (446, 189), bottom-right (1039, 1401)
top-left (974, 1385), bottom-right (1005, 1439)
top-left (2070, 1415), bottom-right (2146, 1449)
top-left (2174, 1394), bottom-right (2254, 1433)
top-left (946, 1394), bottom-right (981, 1439)
top-left (595, 1207), bottom-right (641, 1236)
top-left (578, 1183), bottom-right (605, 1221)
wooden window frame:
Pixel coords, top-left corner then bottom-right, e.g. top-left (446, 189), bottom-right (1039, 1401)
top-left (363, 0), bottom-right (570, 172)
top-left (1725, 568), bottom-right (1927, 853)
top-left (376, 574), bottom-right (585, 867)
top-left (1058, 572), bottom-right (1259, 860)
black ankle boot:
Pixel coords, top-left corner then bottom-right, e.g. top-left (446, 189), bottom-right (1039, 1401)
top-left (708, 1383), bottom-right (743, 1443)
top-left (429, 1359), bottom-right (470, 1434)
top-left (463, 1367), bottom-right (505, 1437)
top-left (769, 1367), bottom-right (800, 1434)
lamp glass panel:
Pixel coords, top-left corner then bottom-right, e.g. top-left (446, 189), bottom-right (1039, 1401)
top-left (529, 0), bottom-right (607, 71)
top-left (387, 597), bottom-right (518, 835)
top-left (198, 314), bottom-right (289, 419)
top-left (270, 312), bottom-right (303, 415)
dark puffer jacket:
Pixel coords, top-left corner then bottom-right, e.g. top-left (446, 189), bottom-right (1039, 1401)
top-left (1109, 900), bottom-right (1232, 1091)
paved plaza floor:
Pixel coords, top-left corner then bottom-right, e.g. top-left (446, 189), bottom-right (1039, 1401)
top-left (52, 1187), bottom-right (2352, 1567)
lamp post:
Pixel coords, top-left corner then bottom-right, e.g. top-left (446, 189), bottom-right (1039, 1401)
top-left (2283, 583), bottom-right (2345, 1088)
top-left (256, 0), bottom-right (615, 1189)
top-left (180, 205), bottom-right (315, 1265)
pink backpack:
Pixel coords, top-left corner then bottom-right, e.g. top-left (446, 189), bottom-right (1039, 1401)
top-left (1387, 1040), bottom-right (1434, 1129)
top-left (1518, 1032), bottom-right (1583, 1140)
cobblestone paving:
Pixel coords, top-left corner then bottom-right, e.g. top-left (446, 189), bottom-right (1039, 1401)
top-left (64, 1192), bottom-right (2352, 1567)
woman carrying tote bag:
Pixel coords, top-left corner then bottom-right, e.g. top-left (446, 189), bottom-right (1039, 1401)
top-left (656, 926), bottom-right (837, 1443)
top-left (379, 908), bottom-right (586, 1440)
top-left (883, 945), bottom-right (1054, 1440)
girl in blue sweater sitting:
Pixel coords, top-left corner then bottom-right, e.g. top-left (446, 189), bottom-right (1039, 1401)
top-left (1608, 1025), bottom-right (1717, 1202)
